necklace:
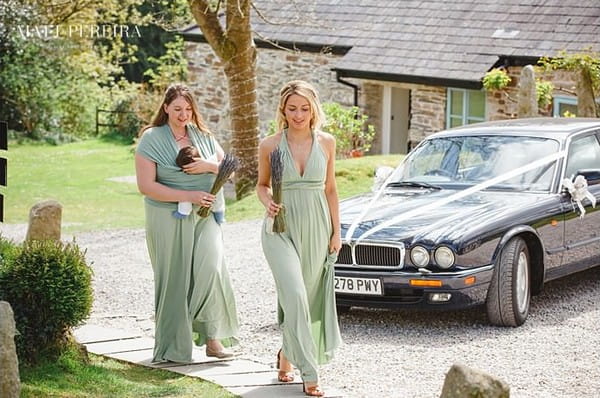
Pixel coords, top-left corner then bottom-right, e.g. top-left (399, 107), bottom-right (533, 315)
top-left (173, 131), bottom-right (187, 142)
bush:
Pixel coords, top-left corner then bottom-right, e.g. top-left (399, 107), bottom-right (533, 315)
top-left (0, 239), bottom-right (93, 364)
top-left (322, 102), bottom-right (376, 158)
top-left (482, 68), bottom-right (511, 90)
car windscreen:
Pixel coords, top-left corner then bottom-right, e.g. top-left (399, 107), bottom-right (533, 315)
top-left (390, 135), bottom-right (560, 191)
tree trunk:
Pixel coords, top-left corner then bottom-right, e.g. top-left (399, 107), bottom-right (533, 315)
top-left (188, 0), bottom-right (259, 199)
top-left (224, 49), bottom-right (259, 198)
top-left (576, 68), bottom-right (597, 117)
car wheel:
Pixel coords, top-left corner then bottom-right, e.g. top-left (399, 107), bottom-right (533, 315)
top-left (486, 236), bottom-right (531, 327)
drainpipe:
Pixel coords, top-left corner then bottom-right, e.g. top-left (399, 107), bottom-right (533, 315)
top-left (336, 74), bottom-right (359, 108)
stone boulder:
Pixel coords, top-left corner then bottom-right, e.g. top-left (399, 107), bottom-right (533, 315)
top-left (440, 363), bottom-right (510, 398)
top-left (0, 301), bottom-right (20, 398)
top-left (25, 200), bottom-right (62, 242)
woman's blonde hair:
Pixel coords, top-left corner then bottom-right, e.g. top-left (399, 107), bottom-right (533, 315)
top-left (139, 83), bottom-right (211, 136)
top-left (275, 80), bottom-right (325, 132)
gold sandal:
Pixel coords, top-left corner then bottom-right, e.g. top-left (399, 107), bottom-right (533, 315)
top-left (303, 382), bottom-right (324, 397)
top-left (276, 349), bottom-right (294, 382)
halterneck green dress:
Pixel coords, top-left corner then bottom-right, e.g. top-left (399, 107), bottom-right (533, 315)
top-left (261, 130), bottom-right (342, 382)
top-left (136, 124), bottom-right (238, 363)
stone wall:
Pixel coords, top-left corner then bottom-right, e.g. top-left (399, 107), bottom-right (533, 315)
top-left (185, 43), bottom-right (354, 152)
top-left (361, 82), bottom-right (383, 153)
top-left (486, 65), bottom-right (579, 120)
top-left (408, 85), bottom-right (447, 144)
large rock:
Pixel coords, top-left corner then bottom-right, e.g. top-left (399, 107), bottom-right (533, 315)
top-left (518, 65), bottom-right (538, 118)
top-left (25, 200), bottom-right (62, 241)
top-left (440, 363), bottom-right (510, 398)
top-left (0, 301), bottom-right (20, 398)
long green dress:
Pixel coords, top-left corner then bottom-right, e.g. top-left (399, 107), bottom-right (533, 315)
top-left (136, 124), bottom-right (238, 363)
top-left (261, 130), bottom-right (342, 382)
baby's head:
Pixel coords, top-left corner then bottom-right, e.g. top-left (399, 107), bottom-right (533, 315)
top-left (176, 146), bottom-right (199, 167)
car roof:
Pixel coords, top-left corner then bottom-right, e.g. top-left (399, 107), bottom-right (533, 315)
top-left (429, 117), bottom-right (600, 140)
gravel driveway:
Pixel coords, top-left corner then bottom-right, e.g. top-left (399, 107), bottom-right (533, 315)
top-left (2, 221), bottom-right (599, 398)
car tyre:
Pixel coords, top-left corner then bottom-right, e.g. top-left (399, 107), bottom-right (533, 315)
top-left (486, 236), bottom-right (530, 327)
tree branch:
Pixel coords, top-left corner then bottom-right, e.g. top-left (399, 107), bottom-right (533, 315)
top-left (188, 0), bottom-right (231, 60)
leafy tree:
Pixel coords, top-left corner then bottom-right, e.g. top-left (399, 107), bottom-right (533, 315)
top-left (187, 0), bottom-right (258, 199)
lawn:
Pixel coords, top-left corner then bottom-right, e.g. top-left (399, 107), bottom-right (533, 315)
top-left (20, 344), bottom-right (235, 398)
top-left (2, 139), bottom-right (402, 232)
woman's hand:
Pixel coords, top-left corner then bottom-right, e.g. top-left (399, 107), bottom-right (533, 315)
top-left (329, 231), bottom-right (342, 254)
top-left (189, 191), bottom-right (215, 208)
top-left (265, 199), bottom-right (283, 218)
top-left (183, 158), bottom-right (218, 174)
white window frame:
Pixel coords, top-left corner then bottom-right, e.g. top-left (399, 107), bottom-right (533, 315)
top-left (553, 96), bottom-right (577, 117)
top-left (446, 88), bottom-right (486, 128)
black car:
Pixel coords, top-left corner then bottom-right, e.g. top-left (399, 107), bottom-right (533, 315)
top-left (335, 118), bottom-right (600, 326)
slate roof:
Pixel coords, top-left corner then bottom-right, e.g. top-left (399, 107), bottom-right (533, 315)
top-left (182, 0), bottom-right (600, 88)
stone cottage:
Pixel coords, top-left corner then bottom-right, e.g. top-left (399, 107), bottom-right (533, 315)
top-left (181, 0), bottom-right (600, 154)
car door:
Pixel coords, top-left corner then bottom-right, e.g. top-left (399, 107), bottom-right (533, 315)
top-left (561, 131), bottom-right (600, 273)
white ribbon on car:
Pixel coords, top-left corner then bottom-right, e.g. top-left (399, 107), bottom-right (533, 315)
top-left (345, 150), bottom-right (567, 244)
top-left (561, 175), bottom-right (597, 218)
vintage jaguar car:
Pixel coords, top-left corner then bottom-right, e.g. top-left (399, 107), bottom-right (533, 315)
top-left (335, 118), bottom-right (600, 326)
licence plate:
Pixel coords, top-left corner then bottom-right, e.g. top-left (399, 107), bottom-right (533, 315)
top-left (334, 276), bottom-right (382, 295)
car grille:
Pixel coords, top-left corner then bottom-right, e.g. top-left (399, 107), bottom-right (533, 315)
top-left (337, 242), bottom-right (404, 268)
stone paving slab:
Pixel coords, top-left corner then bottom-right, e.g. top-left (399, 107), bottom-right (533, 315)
top-left (75, 325), bottom-right (344, 397)
top-left (107, 347), bottom-right (234, 368)
top-left (85, 337), bottom-right (155, 355)
top-left (228, 384), bottom-right (344, 398)
top-left (74, 324), bottom-right (142, 344)
top-left (203, 370), bottom-right (302, 387)
top-left (168, 359), bottom-right (273, 376)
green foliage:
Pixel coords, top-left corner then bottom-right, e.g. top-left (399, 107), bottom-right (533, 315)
top-left (321, 102), bottom-right (376, 158)
top-left (0, 0), bottom-right (189, 142)
top-left (539, 49), bottom-right (600, 92)
top-left (482, 68), bottom-right (512, 90)
top-left (0, 239), bottom-right (93, 364)
top-left (536, 79), bottom-right (554, 108)
top-left (143, 35), bottom-right (188, 89)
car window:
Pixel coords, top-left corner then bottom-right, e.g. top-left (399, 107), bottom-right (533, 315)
top-left (394, 135), bottom-right (560, 191)
top-left (565, 134), bottom-right (600, 178)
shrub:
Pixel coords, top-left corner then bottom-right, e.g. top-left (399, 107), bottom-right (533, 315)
top-left (0, 239), bottom-right (93, 364)
top-left (321, 102), bottom-right (376, 158)
top-left (482, 68), bottom-right (511, 90)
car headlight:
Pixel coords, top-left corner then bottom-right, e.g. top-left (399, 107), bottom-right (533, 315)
top-left (410, 246), bottom-right (430, 267)
top-left (434, 246), bottom-right (455, 269)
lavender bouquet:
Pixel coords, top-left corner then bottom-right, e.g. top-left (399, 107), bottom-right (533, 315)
top-left (198, 153), bottom-right (240, 217)
top-left (270, 147), bottom-right (286, 233)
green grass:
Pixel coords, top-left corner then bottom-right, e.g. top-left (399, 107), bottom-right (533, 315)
top-left (20, 344), bottom-right (236, 398)
top-left (2, 139), bottom-right (402, 231)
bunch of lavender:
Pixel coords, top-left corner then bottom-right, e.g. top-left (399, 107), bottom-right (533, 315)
top-left (270, 147), bottom-right (286, 233)
top-left (198, 153), bottom-right (240, 217)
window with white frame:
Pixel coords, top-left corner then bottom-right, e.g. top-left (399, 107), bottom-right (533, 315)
top-left (553, 96), bottom-right (578, 117)
top-left (447, 88), bottom-right (486, 128)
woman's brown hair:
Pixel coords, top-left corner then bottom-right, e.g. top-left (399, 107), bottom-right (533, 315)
top-left (139, 83), bottom-right (211, 136)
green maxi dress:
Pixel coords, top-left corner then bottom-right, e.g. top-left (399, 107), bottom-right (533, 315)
top-left (136, 124), bottom-right (239, 363)
top-left (261, 130), bottom-right (342, 382)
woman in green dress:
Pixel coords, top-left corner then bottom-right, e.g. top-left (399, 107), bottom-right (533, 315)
top-left (135, 83), bottom-right (238, 363)
top-left (257, 80), bottom-right (342, 397)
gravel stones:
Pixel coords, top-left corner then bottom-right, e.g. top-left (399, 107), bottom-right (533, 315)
top-left (1, 221), bottom-right (598, 397)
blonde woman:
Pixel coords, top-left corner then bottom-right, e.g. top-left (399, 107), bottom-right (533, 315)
top-left (257, 80), bottom-right (342, 396)
top-left (135, 83), bottom-right (238, 363)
